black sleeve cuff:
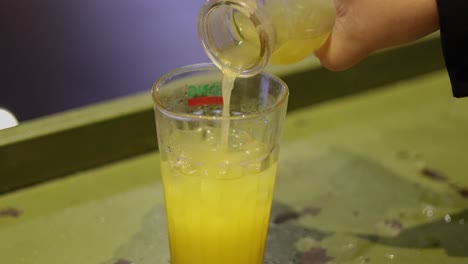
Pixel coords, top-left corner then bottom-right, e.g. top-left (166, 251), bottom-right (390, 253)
top-left (436, 0), bottom-right (468, 98)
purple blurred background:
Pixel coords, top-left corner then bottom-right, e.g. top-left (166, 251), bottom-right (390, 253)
top-left (0, 0), bottom-right (209, 121)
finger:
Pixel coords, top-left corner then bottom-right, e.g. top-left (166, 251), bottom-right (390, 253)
top-left (315, 29), bottom-right (370, 71)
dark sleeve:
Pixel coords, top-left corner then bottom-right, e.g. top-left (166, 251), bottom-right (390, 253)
top-left (436, 0), bottom-right (468, 98)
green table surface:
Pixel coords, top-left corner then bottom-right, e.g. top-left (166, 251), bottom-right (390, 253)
top-left (1, 70), bottom-right (467, 263)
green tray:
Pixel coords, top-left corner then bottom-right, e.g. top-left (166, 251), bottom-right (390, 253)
top-left (1, 34), bottom-right (467, 264)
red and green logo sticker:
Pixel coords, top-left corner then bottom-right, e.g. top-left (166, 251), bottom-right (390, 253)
top-left (187, 82), bottom-right (223, 107)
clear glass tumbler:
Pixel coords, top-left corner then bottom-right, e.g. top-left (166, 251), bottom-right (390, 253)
top-left (152, 63), bottom-right (288, 264)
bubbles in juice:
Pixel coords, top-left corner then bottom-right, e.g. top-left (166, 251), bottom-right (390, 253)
top-left (161, 127), bottom-right (277, 264)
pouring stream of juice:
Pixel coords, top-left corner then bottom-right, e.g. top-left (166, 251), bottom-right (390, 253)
top-left (217, 1), bottom-right (335, 146)
top-left (221, 74), bottom-right (236, 147)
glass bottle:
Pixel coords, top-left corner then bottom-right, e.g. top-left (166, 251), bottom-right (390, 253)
top-left (198, 0), bottom-right (336, 77)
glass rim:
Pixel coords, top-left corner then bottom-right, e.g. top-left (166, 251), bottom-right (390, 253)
top-left (151, 63), bottom-right (289, 121)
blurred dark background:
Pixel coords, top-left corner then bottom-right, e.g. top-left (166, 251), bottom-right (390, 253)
top-left (0, 0), bottom-right (209, 121)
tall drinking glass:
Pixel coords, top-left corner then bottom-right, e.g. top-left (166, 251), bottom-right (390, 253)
top-left (152, 63), bottom-right (288, 264)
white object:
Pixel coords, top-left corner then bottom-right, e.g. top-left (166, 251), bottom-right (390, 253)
top-left (0, 108), bottom-right (18, 129)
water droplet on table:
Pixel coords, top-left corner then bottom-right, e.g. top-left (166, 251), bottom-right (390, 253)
top-left (444, 214), bottom-right (452, 223)
top-left (385, 253), bottom-right (395, 260)
top-left (422, 204), bottom-right (435, 218)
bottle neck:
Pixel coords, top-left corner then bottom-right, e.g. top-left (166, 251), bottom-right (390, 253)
top-left (198, 0), bottom-right (274, 77)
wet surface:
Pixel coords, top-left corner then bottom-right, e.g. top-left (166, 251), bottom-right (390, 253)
top-left (383, 219), bottom-right (403, 232)
top-left (113, 259), bottom-right (133, 264)
top-left (455, 187), bottom-right (468, 199)
top-left (273, 140), bottom-right (468, 263)
top-left (273, 207), bottom-right (322, 224)
top-left (0, 207), bottom-right (21, 218)
top-left (357, 209), bottom-right (468, 257)
top-left (265, 203), bottom-right (332, 264)
top-left (273, 210), bottom-right (301, 224)
top-left (1, 71), bottom-right (468, 263)
top-left (418, 167), bottom-right (468, 200)
top-left (421, 167), bottom-right (449, 182)
top-left (296, 247), bottom-right (333, 264)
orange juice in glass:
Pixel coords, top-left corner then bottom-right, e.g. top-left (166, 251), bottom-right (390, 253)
top-left (152, 63), bottom-right (288, 264)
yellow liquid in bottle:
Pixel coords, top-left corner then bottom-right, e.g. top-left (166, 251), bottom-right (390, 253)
top-left (269, 33), bottom-right (331, 64)
top-left (267, 0), bottom-right (336, 64)
top-left (214, 0), bottom-right (335, 71)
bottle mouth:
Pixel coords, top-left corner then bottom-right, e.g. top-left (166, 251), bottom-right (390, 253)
top-left (198, 0), bottom-right (272, 77)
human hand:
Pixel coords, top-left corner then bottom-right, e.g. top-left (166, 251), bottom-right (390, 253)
top-left (315, 0), bottom-right (440, 71)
